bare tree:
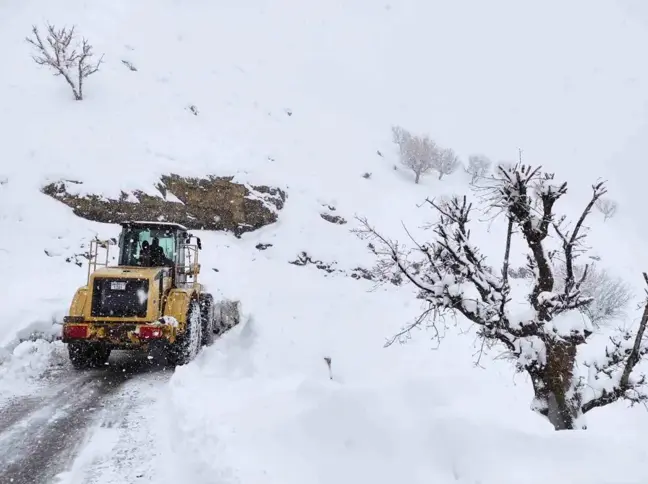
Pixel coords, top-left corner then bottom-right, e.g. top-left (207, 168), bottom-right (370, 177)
top-left (554, 262), bottom-right (632, 328)
top-left (595, 197), bottom-right (618, 221)
top-left (392, 125), bottom-right (437, 184)
top-left (466, 155), bottom-right (492, 184)
top-left (356, 164), bottom-right (648, 431)
top-left (434, 147), bottom-right (461, 180)
top-left (26, 23), bottom-right (104, 101)
top-left (391, 126), bottom-right (460, 183)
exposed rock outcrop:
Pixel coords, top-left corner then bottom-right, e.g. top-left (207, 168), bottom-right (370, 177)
top-left (42, 174), bottom-right (286, 236)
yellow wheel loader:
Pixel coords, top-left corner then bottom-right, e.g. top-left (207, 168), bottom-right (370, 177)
top-left (62, 221), bottom-right (227, 369)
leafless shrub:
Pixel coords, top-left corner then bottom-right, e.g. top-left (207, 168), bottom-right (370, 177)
top-left (324, 356), bottom-right (333, 379)
top-left (466, 155), bottom-right (492, 184)
top-left (436, 147), bottom-right (461, 180)
top-left (554, 262), bottom-right (632, 327)
top-left (121, 60), bottom-right (137, 71)
top-left (26, 23), bottom-right (104, 101)
top-left (595, 197), bottom-right (618, 221)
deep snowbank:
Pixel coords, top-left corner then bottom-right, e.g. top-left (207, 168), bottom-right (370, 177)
top-left (0, 339), bottom-right (69, 398)
top-left (165, 231), bottom-right (648, 483)
top-left (167, 313), bottom-right (648, 484)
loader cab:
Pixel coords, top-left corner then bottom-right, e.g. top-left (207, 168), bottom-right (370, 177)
top-left (116, 221), bottom-right (203, 288)
top-left (117, 221), bottom-right (188, 268)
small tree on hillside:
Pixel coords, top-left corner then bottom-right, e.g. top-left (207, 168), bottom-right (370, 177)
top-left (434, 147), bottom-right (461, 180)
top-left (554, 262), bottom-right (632, 328)
top-left (392, 125), bottom-right (437, 184)
top-left (392, 126), bottom-right (460, 183)
top-left (356, 164), bottom-right (648, 431)
top-left (26, 23), bottom-right (104, 101)
top-left (466, 154), bottom-right (492, 184)
top-left (595, 197), bottom-right (618, 221)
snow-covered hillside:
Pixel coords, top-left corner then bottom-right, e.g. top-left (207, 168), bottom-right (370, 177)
top-left (2, 0), bottom-right (648, 482)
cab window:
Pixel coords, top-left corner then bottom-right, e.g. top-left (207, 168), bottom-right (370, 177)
top-left (119, 227), bottom-right (176, 266)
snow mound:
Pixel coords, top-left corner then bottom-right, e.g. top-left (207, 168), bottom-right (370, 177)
top-left (0, 340), bottom-right (69, 397)
top-left (13, 318), bottom-right (64, 345)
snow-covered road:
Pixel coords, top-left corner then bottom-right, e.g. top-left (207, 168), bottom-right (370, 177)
top-left (0, 351), bottom-right (173, 484)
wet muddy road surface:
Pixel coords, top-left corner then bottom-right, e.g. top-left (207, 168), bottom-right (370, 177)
top-left (0, 351), bottom-right (172, 484)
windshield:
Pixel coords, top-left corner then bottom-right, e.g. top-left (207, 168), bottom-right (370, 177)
top-left (119, 226), bottom-right (176, 267)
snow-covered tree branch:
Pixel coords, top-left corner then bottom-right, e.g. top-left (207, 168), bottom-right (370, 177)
top-left (26, 23), bottom-right (104, 101)
top-left (579, 275), bottom-right (648, 412)
top-left (356, 163), bottom-right (648, 430)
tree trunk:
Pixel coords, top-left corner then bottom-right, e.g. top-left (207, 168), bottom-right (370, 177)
top-left (529, 340), bottom-right (580, 430)
top-left (415, 171), bottom-right (420, 184)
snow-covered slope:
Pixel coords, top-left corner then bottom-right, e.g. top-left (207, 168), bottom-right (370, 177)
top-left (2, 0), bottom-right (648, 482)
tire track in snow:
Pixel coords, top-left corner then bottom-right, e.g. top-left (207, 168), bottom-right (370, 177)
top-left (0, 371), bottom-right (89, 434)
top-left (0, 395), bottom-right (43, 433)
top-left (0, 352), bottom-right (170, 484)
top-left (58, 369), bottom-right (173, 484)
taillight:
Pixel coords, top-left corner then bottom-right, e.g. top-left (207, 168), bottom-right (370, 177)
top-left (139, 326), bottom-right (163, 339)
top-left (64, 325), bottom-right (88, 339)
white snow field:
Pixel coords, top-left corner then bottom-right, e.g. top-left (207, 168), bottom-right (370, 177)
top-left (2, 0), bottom-right (648, 482)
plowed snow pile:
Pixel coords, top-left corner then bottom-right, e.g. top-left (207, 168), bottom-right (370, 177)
top-left (0, 340), bottom-right (69, 397)
top-left (2, 0), bottom-right (648, 482)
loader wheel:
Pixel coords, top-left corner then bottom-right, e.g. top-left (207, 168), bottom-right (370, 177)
top-left (199, 293), bottom-right (215, 346)
top-left (68, 343), bottom-right (111, 370)
top-left (168, 299), bottom-right (203, 366)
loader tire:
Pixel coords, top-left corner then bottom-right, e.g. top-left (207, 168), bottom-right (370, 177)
top-left (199, 293), bottom-right (215, 346)
top-left (168, 299), bottom-right (202, 366)
top-left (68, 343), bottom-right (111, 370)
